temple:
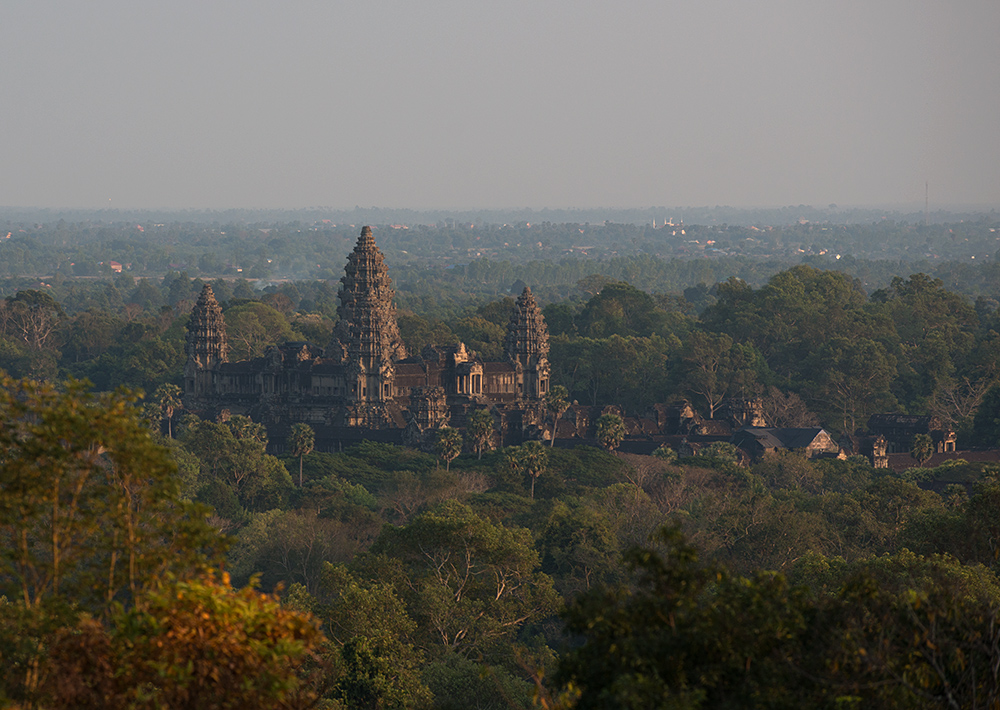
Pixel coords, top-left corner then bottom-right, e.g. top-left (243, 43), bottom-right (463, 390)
top-left (183, 226), bottom-right (550, 449)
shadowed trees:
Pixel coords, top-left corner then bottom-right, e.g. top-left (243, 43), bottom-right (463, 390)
top-left (596, 413), bottom-right (626, 452)
top-left (0, 377), bottom-right (315, 707)
top-left (287, 423), bottom-right (316, 487)
top-left (465, 408), bottom-right (495, 459)
top-left (505, 441), bottom-right (549, 499)
top-left (434, 427), bottom-right (463, 472)
top-left (546, 385), bottom-right (570, 446)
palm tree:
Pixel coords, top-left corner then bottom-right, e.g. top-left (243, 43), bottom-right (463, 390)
top-left (596, 413), bottom-right (627, 452)
top-left (911, 433), bottom-right (934, 466)
top-left (506, 441), bottom-right (549, 499)
top-left (435, 427), bottom-right (463, 472)
top-left (466, 409), bottom-right (495, 460)
top-left (545, 385), bottom-right (570, 447)
top-left (286, 423), bottom-right (315, 487)
top-left (151, 383), bottom-right (182, 438)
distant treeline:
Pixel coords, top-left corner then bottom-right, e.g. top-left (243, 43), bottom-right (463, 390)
top-left (1, 218), bottom-right (1000, 309)
top-left (2, 204), bottom-right (996, 227)
top-left (6, 261), bottom-right (1000, 444)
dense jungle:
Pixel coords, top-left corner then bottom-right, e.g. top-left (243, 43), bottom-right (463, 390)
top-left (3, 217), bottom-right (1000, 708)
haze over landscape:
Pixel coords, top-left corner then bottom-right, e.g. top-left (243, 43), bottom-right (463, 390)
top-left (3, 0), bottom-right (998, 212)
top-left (10, 4), bottom-right (1000, 708)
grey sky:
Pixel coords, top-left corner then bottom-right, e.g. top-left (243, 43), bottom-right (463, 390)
top-left (2, 1), bottom-right (998, 210)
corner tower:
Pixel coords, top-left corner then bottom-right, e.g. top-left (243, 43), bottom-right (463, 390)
top-left (504, 286), bottom-right (550, 401)
top-left (184, 284), bottom-right (228, 399)
top-left (327, 226), bottom-right (406, 408)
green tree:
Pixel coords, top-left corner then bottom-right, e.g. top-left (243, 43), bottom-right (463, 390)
top-left (675, 331), bottom-right (764, 419)
top-left (542, 302), bottom-right (578, 336)
top-left (545, 384), bottom-right (570, 447)
top-left (556, 526), bottom-right (826, 709)
top-left (795, 549), bottom-right (1000, 708)
top-left (911, 433), bottom-right (934, 466)
top-left (559, 525), bottom-right (1000, 710)
top-left (568, 335), bottom-right (675, 411)
top-left (0, 376), bottom-right (223, 704)
top-left (701, 266), bottom-right (872, 382)
top-left (505, 441), bottom-right (549, 499)
top-left (702, 441), bottom-right (741, 463)
top-left (758, 385), bottom-right (819, 428)
top-left (397, 311), bottom-right (456, 355)
top-left (422, 652), bottom-right (534, 710)
top-left (314, 564), bottom-right (432, 709)
top-left (287, 422), bottom-right (316, 487)
top-left (810, 336), bottom-right (898, 434)
top-left (0, 377), bottom-right (220, 611)
top-left (228, 510), bottom-right (360, 594)
top-left (872, 273), bottom-right (978, 408)
top-left (69, 328), bottom-right (185, 395)
top-left (150, 382), bottom-right (182, 438)
top-left (180, 418), bottom-right (233, 478)
top-left (595, 413), bottom-right (626, 452)
top-left (465, 408), bottom-right (495, 460)
top-left (181, 415), bottom-right (291, 513)
top-left (970, 383), bottom-right (1000, 447)
top-left (367, 501), bottom-right (560, 659)
top-left (0, 289), bottom-right (66, 351)
top-left (452, 316), bottom-right (505, 360)
top-left (57, 309), bottom-right (123, 364)
top-left (537, 500), bottom-right (621, 596)
top-left (223, 301), bottom-right (299, 361)
top-left (576, 281), bottom-right (670, 338)
top-left (226, 439), bottom-right (293, 511)
top-left (651, 444), bottom-right (678, 465)
top-left (965, 470), bottom-right (1000, 566)
top-left (227, 414), bottom-right (269, 444)
top-left (434, 427), bottom-right (462, 472)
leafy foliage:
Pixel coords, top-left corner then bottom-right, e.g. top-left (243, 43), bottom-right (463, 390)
top-left (465, 408), bottom-right (495, 459)
top-left (43, 573), bottom-right (323, 710)
top-left (0, 377), bottom-right (220, 610)
top-left (7, 220), bottom-right (1000, 706)
top-left (434, 427), bottom-right (463, 472)
top-left (286, 422), bottom-right (315, 487)
top-left (367, 501), bottom-right (561, 660)
top-left (595, 413), bottom-right (626, 451)
top-left (505, 441), bottom-right (549, 499)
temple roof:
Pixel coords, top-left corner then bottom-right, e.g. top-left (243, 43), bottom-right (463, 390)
top-left (504, 286), bottom-right (549, 361)
top-left (733, 426), bottom-right (830, 449)
top-left (327, 226), bottom-right (407, 366)
top-left (185, 283), bottom-right (228, 363)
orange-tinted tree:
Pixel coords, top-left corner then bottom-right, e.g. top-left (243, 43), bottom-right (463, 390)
top-left (45, 573), bottom-right (324, 710)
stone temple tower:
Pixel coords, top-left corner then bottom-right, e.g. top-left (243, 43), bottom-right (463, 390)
top-left (184, 284), bottom-right (228, 399)
top-left (504, 286), bottom-right (550, 401)
top-left (327, 226), bottom-right (407, 418)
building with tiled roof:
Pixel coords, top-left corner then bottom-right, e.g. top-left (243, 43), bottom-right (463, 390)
top-left (731, 426), bottom-right (841, 461)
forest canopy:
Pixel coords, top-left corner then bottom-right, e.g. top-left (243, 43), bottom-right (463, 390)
top-left (4, 217), bottom-right (1000, 708)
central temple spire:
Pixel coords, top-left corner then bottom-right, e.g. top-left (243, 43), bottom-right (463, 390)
top-left (504, 286), bottom-right (550, 401)
top-left (184, 284), bottom-right (228, 399)
top-left (327, 225), bottom-right (406, 369)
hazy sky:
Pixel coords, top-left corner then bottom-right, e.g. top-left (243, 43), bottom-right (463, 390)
top-left (2, 1), bottom-right (998, 210)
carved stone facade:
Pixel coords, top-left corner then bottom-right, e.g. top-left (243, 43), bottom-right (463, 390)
top-left (326, 225), bottom-right (407, 428)
top-left (183, 284), bottom-right (228, 398)
top-left (504, 287), bottom-right (551, 401)
top-left (867, 413), bottom-right (957, 454)
top-left (183, 227), bottom-right (549, 448)
top-left (718, 398), bottom-right (768, 428)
